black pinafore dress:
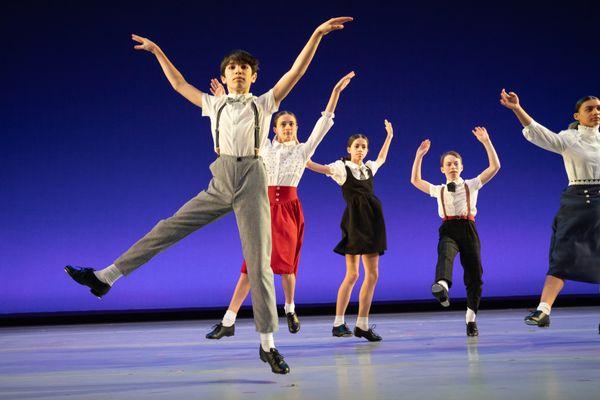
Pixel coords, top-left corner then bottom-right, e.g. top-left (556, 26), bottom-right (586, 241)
top-left (334, 165), bottom-right (387, 256)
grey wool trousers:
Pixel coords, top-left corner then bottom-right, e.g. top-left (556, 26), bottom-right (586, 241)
top-left (114, 155), bottom-right (278, 333)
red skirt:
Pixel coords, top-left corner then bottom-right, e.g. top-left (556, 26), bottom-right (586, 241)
top-left (241, 186), bottom-right (305, 275)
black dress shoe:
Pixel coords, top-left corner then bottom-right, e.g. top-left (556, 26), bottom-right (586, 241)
top-left (466, 321), bottom-right (479, 337)
top-left (524, 310), bottom-right (550, 327)
top-left (259, 346), bottom-right (290, 374)
top-left (431, 283), bottom-right (450, 307)
top-left (332, 323), bottom-right (353, 337)
top-left (64, 265), bottom-right (111, 298)
top-left (286, 312), bottom-right (300, 334)
top-left (353, 326), bottom-right (382, 342)
top-left (205, 323), bottom-right (235, 339)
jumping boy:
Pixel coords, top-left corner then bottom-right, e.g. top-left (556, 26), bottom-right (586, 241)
top-left (64, 17), bottom-right (353, 374)
top-left (410, 127), bottom-right (500, 336)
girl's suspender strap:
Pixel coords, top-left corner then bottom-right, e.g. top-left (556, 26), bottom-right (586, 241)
top-left (214, 101), bottom-right (260, 158)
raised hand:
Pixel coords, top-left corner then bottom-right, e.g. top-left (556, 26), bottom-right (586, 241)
top-left (472, 126), bottom-right (490, 143)
top-left (384, 119), bottom-right (394, 138)
top-left (500, 88), bottom-right (520, 110)
top-left (333, 71), bottom-right (355, 93)
top-left (210, 78), bottom-right (226, 97)
top-left (315, 17), bottom-right (353, 36)
top-left (132, 34), bottom-right (158, 53)
top-left (416, 139), bottom-right (431, 157)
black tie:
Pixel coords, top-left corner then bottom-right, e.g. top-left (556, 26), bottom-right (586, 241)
top-left (447, 182), bottom-right (456, 192)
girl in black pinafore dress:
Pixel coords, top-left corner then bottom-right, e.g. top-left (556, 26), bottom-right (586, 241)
top-left (307, 120), bottom-right (394, 341)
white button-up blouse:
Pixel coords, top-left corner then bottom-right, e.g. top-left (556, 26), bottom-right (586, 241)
top-left (523, 121), bottom-right (600, 184)
top-left (262, 112), bottom-right (334, 187)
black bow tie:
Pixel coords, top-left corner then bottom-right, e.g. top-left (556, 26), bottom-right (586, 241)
top-left (447, 182), bottom-right (456, 192)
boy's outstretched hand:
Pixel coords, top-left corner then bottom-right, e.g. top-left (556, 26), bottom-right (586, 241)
top-left (316, 17), bottom-right (353, 36)
top-left (132, 34), bottom-right (158, 53)
top-left (416, 139), bottom-right (431, 157)
top-left (472, 126), bottom-right (490, 143)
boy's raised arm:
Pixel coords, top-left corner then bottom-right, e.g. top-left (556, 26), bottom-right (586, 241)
top-left (472, 127), bottom-right (501, 185)
top-left (272, 17), bottom-right (353, 106)
top-left (411, 139), bottom-right (433, 194)
top-left (132, 34), bottom-right (204, 108)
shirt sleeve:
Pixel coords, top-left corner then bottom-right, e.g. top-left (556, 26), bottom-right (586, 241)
top-left (467, 176), bottom-right (483, 191)
top-left (365, 159), bottom-right (381, 176)
top-left (429, 184), bottom-right (442, 198)
top-left (201, 93), bottom-right (217, 118)
top-left (256, 89), bottom-right (279, 115)
top-left (301, 112), bottom-right (335, 160)
top-left (522, 120), bottom-right (569, 154)
top-left (327, 160), bottom-right (347, 186)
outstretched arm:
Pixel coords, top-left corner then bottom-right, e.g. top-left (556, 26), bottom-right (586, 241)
top-left (375, 120), bottom-right (394, 166)
top-left (325, 71), bottom-right (355, 114)
top-left (500, 88), bottom-right (567, 153)
top-left (410, 139), bottom-right (433, 194)
top-left (499, 89), bottom-right (533, 127)
top-left (472, 127), bottom-right (501, 185)
top-left (302, 72), bottom-right (356, 159)
top-left (272, 17), bottom-right (353, 106)
top-left (306, 160), bottom-right (332, 175)
top-left (132, 34), bottom-right (204, 107)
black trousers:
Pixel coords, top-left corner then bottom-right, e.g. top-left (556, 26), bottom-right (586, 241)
top-left (435, 220), bottom-right (483, 313)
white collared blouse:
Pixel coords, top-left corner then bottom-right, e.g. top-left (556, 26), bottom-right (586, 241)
top-left (429, 177), bottom-right (484, 219)
top-left (523, 121), bottom-right (600, 184)
top-left (262, 112), bottom-right (334, 187)
top-left (201, 90), bottom-right (278, 157)
top-left (327, 159), bottom-right (382, 186)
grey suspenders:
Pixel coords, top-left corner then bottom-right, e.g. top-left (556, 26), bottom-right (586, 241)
top-left (215, 100), bottom-right (260, 158)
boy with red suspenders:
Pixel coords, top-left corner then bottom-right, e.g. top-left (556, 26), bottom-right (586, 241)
top-left (410, 127), bottom-right (500, 336)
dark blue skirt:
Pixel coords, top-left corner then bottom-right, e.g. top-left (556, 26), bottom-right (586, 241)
top-left (548, 185), bottom-right (600, 283)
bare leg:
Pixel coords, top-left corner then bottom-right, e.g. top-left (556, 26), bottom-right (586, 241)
top-left (540, 275), bottom-right (565, 307)
top-left (227, 273), bottom-right (252, 314)
top-left (281, 274), bottom-right (296, 305)
top-left (358, 253), bottom-right (379, 318)
top-left (335, 255), bottom-right (360, 316)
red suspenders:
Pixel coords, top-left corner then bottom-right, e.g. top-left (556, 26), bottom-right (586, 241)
top-left (440, 183), bottom-right (475, 222)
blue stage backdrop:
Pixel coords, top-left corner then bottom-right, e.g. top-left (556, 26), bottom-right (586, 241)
top-left (2, 1), bottom-right (599, 314)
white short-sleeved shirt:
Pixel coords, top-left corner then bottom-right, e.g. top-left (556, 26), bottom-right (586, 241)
top-left (262, 112), bottom-right (334, 187)
top-left (523, 121), bottom-right (600, 184)
top-left (201, 90), bottom-right (278, 157)
top-left (327, 159), bottom-right (381, 186)
top-left (429, 177), bottom-right (483, 219)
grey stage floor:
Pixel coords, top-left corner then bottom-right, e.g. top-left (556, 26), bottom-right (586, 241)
top-left (1, 307), bottom-right (599, 400)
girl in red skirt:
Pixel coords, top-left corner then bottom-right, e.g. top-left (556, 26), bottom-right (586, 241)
top-left (207, 71), bottom-right (356, 339)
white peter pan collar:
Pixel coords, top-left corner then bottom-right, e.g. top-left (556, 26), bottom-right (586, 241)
top-left (445, 178), bottom-right (465, 185)
top-left (577, 124), bottom-right (600, 136)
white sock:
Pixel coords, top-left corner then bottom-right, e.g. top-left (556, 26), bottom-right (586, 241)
top-left (333, 315), bottom-right (345, 327)
top-left (537, 302), bottom-right (551, 315)
top-left (356, 317), bottom-right (369, 330)
top-left (260, 333), bottom-right (275, 352)
top-left (222, 310), bottom-right (237, 327)
top-left (437, 280), bottom-right (449, 292)
top-left (466, 308), bottom-right (476, 323)
top-left (93, 264), bottom-right (123, 286)
top-left (284, 302), bottom-right (295, 314)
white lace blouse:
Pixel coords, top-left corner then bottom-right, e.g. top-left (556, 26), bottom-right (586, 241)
top-left (523, 121), bottom-right (600, 184)
top-left (262, 112), bottom-right (334, 187)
